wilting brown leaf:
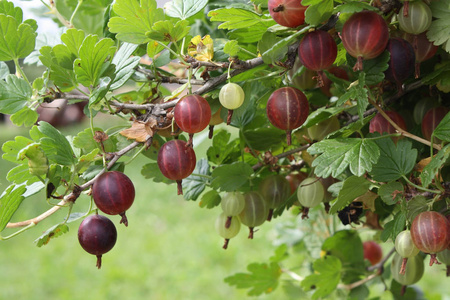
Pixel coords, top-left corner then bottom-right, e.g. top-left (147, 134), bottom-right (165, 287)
top-left (355, 190), bottom-right (378, 212)
top-left (120, 120), bottom-right (157, 142)
top-left (415, 156), bottom-right (432, 173)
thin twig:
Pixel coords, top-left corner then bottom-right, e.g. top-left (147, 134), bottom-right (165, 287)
top-left (252, 144), bottom-right (311, 170)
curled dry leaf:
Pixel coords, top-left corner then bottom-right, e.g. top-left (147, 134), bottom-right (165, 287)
top-left (120, 119), bottom-right (157, 142)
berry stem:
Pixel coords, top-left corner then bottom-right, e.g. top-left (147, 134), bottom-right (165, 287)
top-left (429, 253), bottom-right (441, 266)
top-left (314, 70), bottom-right (325, 87)
top-left (399, 257), bottom-right (408, 275)
top-left (119, 212), bottom-right (129, 227)
top-left (208, 125), bottom-right (214, 139)
top-left (267, 208), bottom-right (274, 222)
top-left (301, 207), bottom-right (310, 220)
top-left (353, 56), bottom-right (364, 72)
top-left (286, 130), bottom-right (292, 146)
top-left (248, 227), bottom-right (254, 239)
top-left (403, 1), bottom-right (409, 17)
top-left (176, 180), bottom-right (183, 195)
top-left (273, 4), bottom-right (284, 12)
top-left (223, 239), bottom-right (230, 249)
top-left (226, 110), bottom-right (233, 125)
top-left (96, 255), bottom-right (102, 269)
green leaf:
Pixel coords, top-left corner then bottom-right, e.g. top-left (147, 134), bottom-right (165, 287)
top-left (0, 184), bottom-right (26, 232)
top-left (108, 0), bottom-right (165, 44)
top-left (428, 1), bottom-right (450, 53)
top-left (2, 135), bottom-right (34, 163)
top-left (270, 244), bottom-right (288, 263)
top-left (183, 158), bottom-right (210, 201)
top-left (0, 61), bottom-right (9, 80)
top-left (406, 195), bottom-right (428, 223)
top-left (329, 176), bottom-right (370, 214)
top-left (0, 15), bottom-right (36, 61)
top-left (259, 32), bottom-right (288, 64)
top-left (0, 0), bottom-right (23, 21)
top-left (146, 20), bottom-right (190, 43)
top-left (303, 0), bottom-right (333, 26)
top-left (73, 127), bottom-right (116, 154)
top-left (164, 0), bottom-right (207, 20)
top-left (346, 51), bottom-right (389, 85)
top-left (433, 111), bottom-right (450, 142)
top-left (211, 162), bottom-right (253, 192)
top-left (17, 143), bottom-right (48, 176)
top-left (0, 74), bottom-right (32, 114)
top-left (321, 230), bottom-right (364, 283)
top-left (223, 40), bottom-right (239, 57)
top-left (381, 211), bottom-right (407, 243)
top-left (242, 127), bottom-right (285, 151)
top-left (300, 106), bottom-right (345, 129)
top-left (7, 164), bottom-right (39, 184)
top-left (370, 138), bottom-right (417, 182)
top-left (75, 149), bottom-right (99, 173)
top-left (111, 42), bottom-right (140, 90)
top-left (261, 29), bottom-right (306, 64)
top-left (208, 8), bottom-right (263, 30)
top-left (207, 130), bottom-right (238, 165)
top-left (229, 25), bottom-right (272, 44)
top-left (89, 77), bottom-right (113, 106)
top-left (337, 72), bottom-right (368, 122)
top-left (308, 138), bottom-right (380, 178)
top-left (39, 46), bottom-right (77, 92)
top-left (334, 2), bottom-right (377, 14)
top-left (378, 181), bottom-right (403, 205)
top-left (420, 144), bottom-right (450, 187)
top-left (146, 39), bottom-right (166, 58)
top-left (73, 35), bottom-right (116, 87)
top-left (37, 121), bottom-right (76, 165)
top-left (300, 256), bottom-right (342, 299)
top-left (224, 262), bottom-right (281, 296)
top-left (9, 106), bottom-right (38, 127)
top-left (199, 189), bottom-right (221, 209)
top-left (34, 223), bottom-right (69, 247)
top-left (328, 114), bottom-right (374, 139)
top-left (141, 162), bottom-right (172, 184)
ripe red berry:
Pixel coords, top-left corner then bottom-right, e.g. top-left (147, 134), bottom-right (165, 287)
top-left (174, 94), bottom-right (211, 146)
top-left (92, 171), bottom-right (135, 226)
top-left (401, 32), bottom-right (438, 78)
top-left (268, 0), bottom-right (307, 28)
top-left (410, 211), bottom-right (450, 266)
top-left (266, 87), bottom-right (309, 145)
top-left (384, 38), bottom-right (415, 92)
top-left (369, 111), bottom-right (407, 138)
top-left (78, 214), bottom-right (117, 269)
top-left (363, 241), bottom-right (383, 265)
top-left (298, 30), bottom-right (337, 87)
top-left (157, 139), bottom-right (196, 195)
top-left (341, 10), bottom-right (389, 71)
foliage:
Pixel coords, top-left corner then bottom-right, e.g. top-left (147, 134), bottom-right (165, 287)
top-left (0, 0), bottom-right (450, 299)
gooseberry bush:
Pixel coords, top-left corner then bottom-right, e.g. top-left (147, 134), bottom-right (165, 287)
top-left (1, 0), bottom-right (450, 298)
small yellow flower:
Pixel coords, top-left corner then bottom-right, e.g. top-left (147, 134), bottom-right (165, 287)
top-left (188, 35), bottom-right (214, 62)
